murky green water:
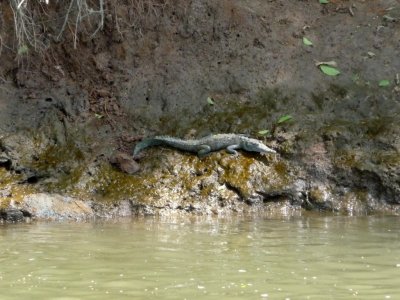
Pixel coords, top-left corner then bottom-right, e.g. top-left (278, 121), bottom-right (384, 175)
top-left (1, 215), bottom-right (399, 299)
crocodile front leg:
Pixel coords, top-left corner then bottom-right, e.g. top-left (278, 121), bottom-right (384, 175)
top-left (197, 145), bottom-right (212, 158)
top-left (226, 144), bottom-right (240, 155)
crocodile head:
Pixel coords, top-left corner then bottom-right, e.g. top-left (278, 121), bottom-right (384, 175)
top-left (241, 139), bottom-right (276, 154)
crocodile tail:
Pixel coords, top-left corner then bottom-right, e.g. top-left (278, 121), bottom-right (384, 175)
top-left (133, 138), bottom-right (164, 155)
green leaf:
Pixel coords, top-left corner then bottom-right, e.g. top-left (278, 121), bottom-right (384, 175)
top-left (257, 130), bottom-right (270, 136)
top-left (383, 15), bottom-right (396, 22)
top-left (319, 0), bottom-right (329, 4)
top-left (206, 97), bottom-right (215, 105)
top-left (94, 113), bottom-right (104, 119)
top-left (352, 73), bottom-right (360, 82)
top-left (320, 65), bottom-right (341, 76)
top-left (277, 115), bottom-right (293, 124)
top-left (378, 80), bottom-right (390, 87)
top-left (17, 45), bottom-right (29, 55)
top-left (303, 37), bottom-right (313, 46)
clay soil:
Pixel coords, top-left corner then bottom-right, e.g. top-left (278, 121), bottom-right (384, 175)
top-left (0, 0), bottom-right (399, 220)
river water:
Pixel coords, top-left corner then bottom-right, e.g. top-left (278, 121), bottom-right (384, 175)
top-left (1, 215), bottom-right (399, 299)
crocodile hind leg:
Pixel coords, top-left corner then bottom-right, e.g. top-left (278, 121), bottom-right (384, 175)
top-left (226, 144), bottom-right (240, 155)
top-left (197, 145), bottom-right (211, 158)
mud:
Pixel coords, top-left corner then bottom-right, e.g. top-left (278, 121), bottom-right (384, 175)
top-left (0, 0), bottom-right (399, 221)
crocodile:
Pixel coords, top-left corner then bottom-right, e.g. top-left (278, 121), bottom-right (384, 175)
top-left (133, 134), bottom-right (276, 157)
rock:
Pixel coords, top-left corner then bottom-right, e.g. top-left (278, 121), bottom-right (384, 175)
top-left (0, 208), bottom-right (25, 222)
top-left (19, 193), bottom-right (94, 221)
top-left (0, 133), bottom-right (49, 177)
top-left (109, 152), bottom-right (140, 174)
top-left (91, 200), bottom-right (134, 218)
top-left (0, 155), bottom-right (11, 170)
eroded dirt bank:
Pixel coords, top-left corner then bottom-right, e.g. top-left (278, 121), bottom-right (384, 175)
top-left (0, 0), bottom-right (399, 221)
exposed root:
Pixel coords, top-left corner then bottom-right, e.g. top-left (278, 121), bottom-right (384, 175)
top-left (9, 0), bottom-right (47, 54)
top-left (56, 0), bottom-right (105, 48)
top-left (7, 0), bottom-right (169, 56)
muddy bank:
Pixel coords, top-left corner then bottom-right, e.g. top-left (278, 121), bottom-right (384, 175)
top-left (0, 0), bottom-right (399, 221)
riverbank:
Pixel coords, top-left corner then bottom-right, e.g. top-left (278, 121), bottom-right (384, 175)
top-left (0, 0), bottom-right (399, 221)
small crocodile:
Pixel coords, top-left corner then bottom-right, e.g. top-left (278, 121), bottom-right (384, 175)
top-left (133, 134), bottom-right (276, 157)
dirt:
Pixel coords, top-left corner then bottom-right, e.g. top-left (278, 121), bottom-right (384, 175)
top-left (0, 0), bottom-right (399, 221)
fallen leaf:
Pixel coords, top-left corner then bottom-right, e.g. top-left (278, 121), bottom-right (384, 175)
top-left (383, 15), bottom-right (396, 22)
top-left (320, 65), bottom-right (341, 76)
top-left (207, 97), bottom-right (215, 105)
top-left (315, 60), bottom-right (337, 67)
top-left (378, 80), bottom-right (390, 87)
top-left (303, 37), bottom-right (313, 46)
top-left (277, 115), bottom-right (293, 124)
top-left (257, 130), bottom-right (270, 136)
top-left (352, 73), bottom-right (360, 83)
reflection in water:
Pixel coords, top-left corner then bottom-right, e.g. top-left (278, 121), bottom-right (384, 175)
top-left (1, 216), bottom-right (400, 299)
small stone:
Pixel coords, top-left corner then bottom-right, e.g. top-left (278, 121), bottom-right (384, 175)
top-left (0, 208), bottom-right (24, 222)
top-left (109, 152), bottom-right (140, 174)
